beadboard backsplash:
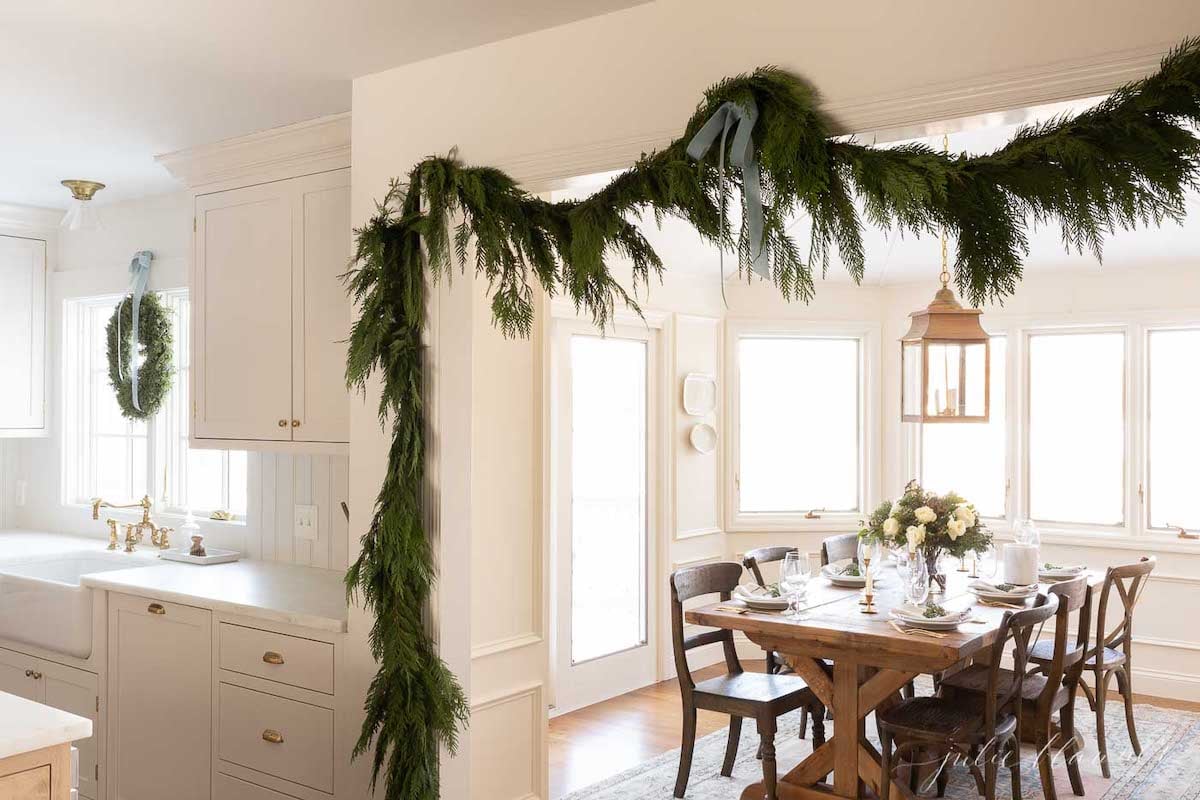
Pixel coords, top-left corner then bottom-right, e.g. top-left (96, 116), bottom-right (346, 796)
top-left (248, 452), bottom-right (350, 570)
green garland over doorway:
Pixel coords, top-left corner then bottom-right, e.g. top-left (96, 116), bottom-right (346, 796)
top-left (345, 39), bottom-right (1200, 799)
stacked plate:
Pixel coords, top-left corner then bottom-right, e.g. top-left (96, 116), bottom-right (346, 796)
top-left (968, 579), bottom-right (1039, 603)
top-left (822, 558), bottom-right (873, 587)
top-left (1038, 563), bottom-right (1086, 581)
top-left (890, 603), bottom-right (972, 631)
top-left (733, 584), bottom-right (790, 611)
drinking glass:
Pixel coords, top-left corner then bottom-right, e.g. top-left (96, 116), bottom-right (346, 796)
top-left (904, 551), bottom-right (929, 607)
top-left (780, 551), bottom-right (812, 619)
top-left (976, 542), bottom-right (999, 579)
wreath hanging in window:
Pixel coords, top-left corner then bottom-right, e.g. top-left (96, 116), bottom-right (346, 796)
top-left (106, 252), bottom-right (174, 420)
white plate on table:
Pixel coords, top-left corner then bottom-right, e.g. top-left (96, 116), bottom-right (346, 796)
top-left (1038, 564), bottom-right (1086, 581)
top-left (822, 559), bottom-right (867, 587)
top-left (890, 604), bottom-right (971, 631)
top-left (733, 585), bottom-right (790, 611)
top-left (968, 580), bottom-right (1038, 602)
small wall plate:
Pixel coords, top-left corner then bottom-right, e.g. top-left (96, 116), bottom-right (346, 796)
top-left (682, 373), bottom-right (717, 416)
top-left (689, 422), bottom-right (717, 454)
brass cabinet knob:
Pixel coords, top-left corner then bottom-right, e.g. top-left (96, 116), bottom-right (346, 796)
top-left (24, 669), bottom-right (33, 678)
top-left (26, 670), bottom-right (42, 680)
top-left (262, 651), bottom-right (285, 665)
top-left (291, 419), bottom-right (300, 427)
top-left (262, 729), bottom-right (284, 744)
top-left (147, 603), bottom-right (166, 615)
top-left (278, 419), bottom-right (288, 428)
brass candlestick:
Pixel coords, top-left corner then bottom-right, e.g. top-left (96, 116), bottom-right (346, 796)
top-left (860, 555), bottom-right (878, 613)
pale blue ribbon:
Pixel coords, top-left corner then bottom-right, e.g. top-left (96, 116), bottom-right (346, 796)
top-left (118, 251), bottom-right (154, 412)
top-left (686, 99), bottom-right (770, 281)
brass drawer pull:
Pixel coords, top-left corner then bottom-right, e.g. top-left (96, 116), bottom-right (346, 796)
top-left (147, 603), bottom-right (166, 615)
top-left (278, 419), bottom-right (288, 428)
top-left (291, 419), bottom-right (301, 428)
top-left (262, 729), bottom-right (284, 744)
top-left (262, 651), bottom-right (285, 665)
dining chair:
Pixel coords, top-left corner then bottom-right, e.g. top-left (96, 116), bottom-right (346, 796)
top-left (878, 593), bottom-right (1059, 800)
top-left (941, 577), bottom-right (1091, 800)
top-left (1029, 556), bottom-right (1155, 778)
top-left (670, 562), bottom-right (825, 799)
top-left (819, 532), bottom-right (859, 567)
top-left (742, 546), bottom-right (823, 740)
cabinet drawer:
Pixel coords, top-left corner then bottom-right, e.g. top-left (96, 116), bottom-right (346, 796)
top-left (215, 772), bottom-right (303, 800)
top-left (220, 623), bottom-right (333, 694)
top-left (218, 684), bottom-right (333, 793)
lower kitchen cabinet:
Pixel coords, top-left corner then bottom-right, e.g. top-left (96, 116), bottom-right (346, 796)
top-left (0, 648), bottom-right (100, 800)
top-left (107, 594), bottom-right (211, 800)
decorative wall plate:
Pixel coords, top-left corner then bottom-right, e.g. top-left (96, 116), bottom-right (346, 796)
top-left (682, 373), bottom-right (717, 416)
top-left (689, 422), bottom-right (717, 454)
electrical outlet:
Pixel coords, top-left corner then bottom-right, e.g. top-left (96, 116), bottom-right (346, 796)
top-left (294, 505), bottom-right (318, 541)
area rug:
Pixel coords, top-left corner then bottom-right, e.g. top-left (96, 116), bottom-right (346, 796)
top-left (562, 694), bottom-right (1200, 799)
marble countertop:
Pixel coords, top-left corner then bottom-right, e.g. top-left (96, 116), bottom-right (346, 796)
top-left (0, 531), bottom-right (348, 633)
top-left (0, 691), bottom-right (92, 760)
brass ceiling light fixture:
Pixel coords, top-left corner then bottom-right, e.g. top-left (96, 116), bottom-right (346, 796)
top-left (900, 135), bottom-right (991, 424)
top-left (60, 179), bottom-right (106, 231)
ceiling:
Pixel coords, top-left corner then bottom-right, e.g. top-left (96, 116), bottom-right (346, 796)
top-left (0, 0), bottom-right (648, 209)
top-left (556, 96), bottom-right (1200, 286)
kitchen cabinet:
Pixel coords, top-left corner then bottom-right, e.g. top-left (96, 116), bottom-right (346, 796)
top-left (106, 594), bottom-right (210, 800)
top-left (0, 235), bottom-right (46, 436)
top-left (191, 169), bottom-right (350, 452)
top-left (0, 649), bottom-right (99, 800)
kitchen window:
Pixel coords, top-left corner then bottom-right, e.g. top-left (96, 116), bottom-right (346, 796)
top-left (63, 290), bottom-right (247, 518)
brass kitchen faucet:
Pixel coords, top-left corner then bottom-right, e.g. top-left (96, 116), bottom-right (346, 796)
top-left (91, 495), bottom-right (174, 552)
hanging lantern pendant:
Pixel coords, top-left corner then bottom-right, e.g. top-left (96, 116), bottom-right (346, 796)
top-left (901, 179), bottom-right (990, 423)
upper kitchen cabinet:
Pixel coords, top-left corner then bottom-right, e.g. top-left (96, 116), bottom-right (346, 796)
top-left (158, 113), bottom-right (352, 453)
top-left (0, 235), bottom-right (47, 437)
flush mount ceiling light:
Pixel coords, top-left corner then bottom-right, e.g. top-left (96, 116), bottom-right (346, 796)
top-left (900, 138), bottom-right (991, 424)
top-left (60, 179), bottom-right (106, 231)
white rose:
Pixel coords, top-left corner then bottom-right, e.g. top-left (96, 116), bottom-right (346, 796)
top-left (882, 517), bottom-right (900, 537)
top-left (914, 506), bottom-right (936, 524)
top-left (954, 504), bottom-right (977, 527)
top-left (947, 519), bottom-right (967, 540)
top-left (906, 524), bottom-right (926, 551)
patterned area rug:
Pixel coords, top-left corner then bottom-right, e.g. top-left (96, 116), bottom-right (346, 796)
top-left (563, 696), bottom-right (1200, 799)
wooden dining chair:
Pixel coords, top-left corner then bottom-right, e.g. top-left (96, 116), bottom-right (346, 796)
top-left (879, 593), bottom-right (1059, 800)
top-left (742, 546), bottom-right (823, 739)
top-left (1029, 556), bottom-right (1155, 778)
top-left (819, 532), bottom-right (859, 566)
top-left (942, 578), bottom-right (1091, 800)
top-left (670, 562), bottom-right (824, 799)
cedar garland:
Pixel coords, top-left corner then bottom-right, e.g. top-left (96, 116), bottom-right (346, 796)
top-left (344, 39), bottom-right (1200, 799)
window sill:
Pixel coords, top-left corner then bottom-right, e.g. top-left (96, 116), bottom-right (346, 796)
top-left (727, 511), bottom-right (863, 534)
top-left (990, 526), bottom-right (1200, 555)
top-left (64, 502), bottom-right (247, 528)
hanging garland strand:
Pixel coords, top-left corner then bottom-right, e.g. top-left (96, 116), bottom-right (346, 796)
top-left (105, 291), bottom-right (174, 421)
top-left (345, 39), bottom-right (1200, 800)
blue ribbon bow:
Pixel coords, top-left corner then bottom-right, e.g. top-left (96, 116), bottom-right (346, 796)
top-left (118, 251), bottom-right (154, 412)
top-left (686, 99), bottom-right (769, 281)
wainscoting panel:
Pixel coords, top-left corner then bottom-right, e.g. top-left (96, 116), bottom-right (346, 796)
top-left (469, 683), bottom-right (544, 800)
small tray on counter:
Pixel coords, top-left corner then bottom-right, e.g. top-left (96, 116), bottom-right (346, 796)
top-left (158, 546), bottom-right (241, 565)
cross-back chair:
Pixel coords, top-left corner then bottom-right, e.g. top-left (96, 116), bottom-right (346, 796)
top-left (879, 593), bottom-right (1059, 800)
top-left (670, 562), bottom-right (824, 799)
top-left (1030, 556), bottom-right (1155, 778)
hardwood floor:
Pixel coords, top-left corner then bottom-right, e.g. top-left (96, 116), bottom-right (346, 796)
top-left (548, 659), bottom-right (1200, 800)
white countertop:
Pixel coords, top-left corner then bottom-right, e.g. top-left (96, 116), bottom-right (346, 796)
top-left (0, 531), bottom-right (348, 633)
top-left (0, 690), bottom-right (91, 760)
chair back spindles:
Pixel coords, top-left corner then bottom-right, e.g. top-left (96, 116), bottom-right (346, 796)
top-left (985, 593), bottom-right (1058, 734)
top-left (1094, 556), bottom-right (1156, 669)
top-left (819, 533), bottom-right (858, 566)
top-left (670, 563), bottom-right (745, 691)
top-left (1041, 577), bottom-right (1091, 697)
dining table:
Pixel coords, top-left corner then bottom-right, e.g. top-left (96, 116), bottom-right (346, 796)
top-left (685, 565), bottom-right (1102, 800)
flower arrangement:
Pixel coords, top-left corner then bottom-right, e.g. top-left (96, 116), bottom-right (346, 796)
top-left (859, 480), bottom-right (992, 560)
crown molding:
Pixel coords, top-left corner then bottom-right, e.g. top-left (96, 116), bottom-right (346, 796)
top-left (156, 112), bottom-right (350, 193)
top-left (0, 202), bottom-right (62, 236)
top-left (509, 41), bottom-right (1174, 191)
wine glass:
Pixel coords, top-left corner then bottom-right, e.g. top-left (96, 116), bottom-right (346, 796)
top-left (905, 553), bottom-right (929, 607)
top-left (857, 536), bottom-right (882, 591)
top-left (780, 551), bottom-right (812, 619)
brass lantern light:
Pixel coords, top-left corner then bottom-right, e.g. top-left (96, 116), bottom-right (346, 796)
top-left (900, 227), bottom-right (990, 423)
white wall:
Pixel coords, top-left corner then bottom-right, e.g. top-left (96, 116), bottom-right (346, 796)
top-left (5, 191), bottom-right (350, 569)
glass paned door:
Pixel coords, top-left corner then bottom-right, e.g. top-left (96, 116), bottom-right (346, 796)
top-left (553, 323), bottom-right (657, 714)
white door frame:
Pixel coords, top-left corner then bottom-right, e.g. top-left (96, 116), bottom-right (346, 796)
top-left (549, 311), bottom-right (668, 715)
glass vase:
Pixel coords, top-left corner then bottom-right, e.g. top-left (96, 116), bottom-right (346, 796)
top-left (925, 549), bottom-right (947, 595)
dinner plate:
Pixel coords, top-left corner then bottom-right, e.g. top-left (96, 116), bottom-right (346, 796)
top-left (969, 581), bottom-right (1038, 602)
top-left (733, 585), bottom-right (790, 610)
top-left (889, 607), bottom-right (967, 631)
top-left (822, 559), bottom-right (869, 587)
top-left (1038, 564), bottom-right (1086, 580)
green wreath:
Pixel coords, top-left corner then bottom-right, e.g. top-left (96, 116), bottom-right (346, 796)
top-left (106, 292), bottom-right (174, 420)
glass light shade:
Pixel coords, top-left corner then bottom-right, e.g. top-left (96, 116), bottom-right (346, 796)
top-left (901, 287), bottom-right (990, 423)
top-left (60, 199), bottom-right (103, 231)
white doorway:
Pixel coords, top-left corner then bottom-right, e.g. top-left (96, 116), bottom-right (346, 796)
top-left (551, 320), bottom-right (659, 715)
